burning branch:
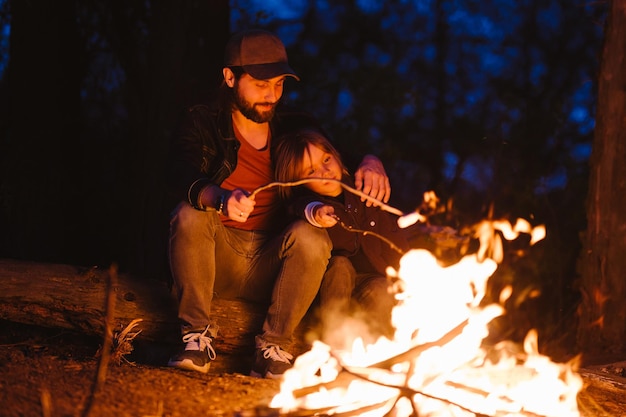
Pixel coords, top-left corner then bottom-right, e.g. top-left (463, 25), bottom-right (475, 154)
top-left (292, 319), bottom-right (470, 399)
top-left (372, 319), bottom-right (469, 370)
top-left (286, 329), bottom-right (561, 417)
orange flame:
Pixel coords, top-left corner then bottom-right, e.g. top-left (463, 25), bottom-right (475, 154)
top-left (271, 218), bottom-right (581, 417)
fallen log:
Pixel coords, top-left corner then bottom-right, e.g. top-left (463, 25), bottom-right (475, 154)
top-left (0, 258), bottom-right (314, 372)
top-left (577, 366), bottom-right (626, 416)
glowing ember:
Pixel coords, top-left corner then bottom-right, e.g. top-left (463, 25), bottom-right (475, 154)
top-left (270, 218), bottom-right (582, 417)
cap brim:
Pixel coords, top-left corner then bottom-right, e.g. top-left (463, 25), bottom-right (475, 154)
top-left (243, 62), bottom-right (300, 81)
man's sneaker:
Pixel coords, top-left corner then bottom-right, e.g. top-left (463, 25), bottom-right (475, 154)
top-left (250, 336), bottom-right (294, 379)
top-left (167, 325), bottom-right (217, 373)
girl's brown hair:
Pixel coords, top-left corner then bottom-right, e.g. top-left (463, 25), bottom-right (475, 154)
top-left (274, 128), bottom-right (348, 200)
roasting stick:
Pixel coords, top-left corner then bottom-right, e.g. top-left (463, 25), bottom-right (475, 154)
top-left (250, 178), bottom-right (405, 217)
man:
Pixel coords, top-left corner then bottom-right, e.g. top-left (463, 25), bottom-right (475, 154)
top-left (166, 29), bottom-right (391, 378)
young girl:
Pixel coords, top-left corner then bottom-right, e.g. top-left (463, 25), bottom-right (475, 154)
top-left (274, 128), bottom-right (412, 340)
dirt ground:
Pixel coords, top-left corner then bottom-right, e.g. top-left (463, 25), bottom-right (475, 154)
top-left (0, 320), bottom-right (282, 417)
top-left (2, 319), bottom-right (626, 417)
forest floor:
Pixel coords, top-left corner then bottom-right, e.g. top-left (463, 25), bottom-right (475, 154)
top-left (1, 319), bottom-right (626, 417)
top-left (0, 320), bottom-right (282, 417)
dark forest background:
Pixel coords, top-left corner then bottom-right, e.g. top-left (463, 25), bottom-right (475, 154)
top-left (0, 1), bottom-right (608, 355)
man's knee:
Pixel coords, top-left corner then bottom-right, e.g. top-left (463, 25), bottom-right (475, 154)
top-left (170, 202), bottom-right (215, 232)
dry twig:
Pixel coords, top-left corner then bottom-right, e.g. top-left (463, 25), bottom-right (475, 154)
top-left (81, 263), bottom-right (118, 417)
top-left (40, 388), bottom-right (51, 417)
top-left (111, 318), bottom-right (143, 365)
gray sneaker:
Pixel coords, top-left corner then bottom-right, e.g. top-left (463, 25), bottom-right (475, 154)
top-left (250, 336), bottom-right (294, 379)
top-left (168, 325), bottom-right (217, 373)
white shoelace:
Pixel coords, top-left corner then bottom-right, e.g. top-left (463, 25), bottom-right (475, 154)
top-left (182, 326), bottom-right (216, 360)
top-left (262, 344), bottom-right (293, 363)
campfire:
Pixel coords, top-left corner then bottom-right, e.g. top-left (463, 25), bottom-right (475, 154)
top-left (268, 213), bottom-right (582, 417)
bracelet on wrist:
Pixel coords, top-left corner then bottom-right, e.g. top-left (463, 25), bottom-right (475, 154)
top-left (215, 193), bottom-right (225, 214)
top-left (197, 186), bottom-right (209, 211)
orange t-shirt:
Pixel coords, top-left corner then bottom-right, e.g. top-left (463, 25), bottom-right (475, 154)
top-left (220, 133), bottom-right (281, 232)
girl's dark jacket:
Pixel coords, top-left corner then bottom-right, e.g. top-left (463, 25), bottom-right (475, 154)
top-left (288, 176), bottom-right (412, 276)
top-left (166, 101), bottom-right (322, 213)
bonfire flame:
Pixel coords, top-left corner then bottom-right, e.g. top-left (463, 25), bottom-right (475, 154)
top-left (270, 217), bottom-right (582, 417)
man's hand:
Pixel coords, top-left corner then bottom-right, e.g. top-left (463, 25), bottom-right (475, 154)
top-left (354, 154), bottom-right (391, 206)
top-left (225, 188), bottom-right (256, 222)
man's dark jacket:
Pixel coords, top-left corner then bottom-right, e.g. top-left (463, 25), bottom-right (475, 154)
top-left (167, 102), bottom-right (321, 212)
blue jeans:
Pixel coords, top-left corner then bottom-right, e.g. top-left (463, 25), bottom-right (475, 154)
top-left (320, 255), bottom-right (396, 339)
top-left (168, 202), bottom-right (332, 346)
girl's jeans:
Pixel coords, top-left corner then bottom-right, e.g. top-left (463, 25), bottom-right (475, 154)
top-left (319, 255), bottom-right (396, 343)
top-left (168, 202), bottom-right (332, 347)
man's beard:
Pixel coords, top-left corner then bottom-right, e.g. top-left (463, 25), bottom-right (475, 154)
top-left (233, 85), bottom-right (276, 123)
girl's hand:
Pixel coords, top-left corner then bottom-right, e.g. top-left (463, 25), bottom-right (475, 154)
top-left (314, 205), bottom-right (338, 228)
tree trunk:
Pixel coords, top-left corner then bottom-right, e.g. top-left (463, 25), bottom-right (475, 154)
top-left (577, 0), bottom-right (626, 359)
top-left (2, 0), bottom-right (83, 261)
